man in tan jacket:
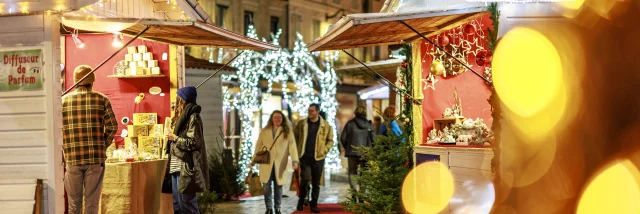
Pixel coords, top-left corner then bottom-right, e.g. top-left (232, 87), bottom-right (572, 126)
top-left (294, 103), bottom-right (334, 213)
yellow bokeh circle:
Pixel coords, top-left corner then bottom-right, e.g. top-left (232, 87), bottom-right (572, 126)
top-left (401, 161), bottom-right (454, 214)
top-left (492, 27), bottom-right (563, 117)
top-left (577, 160), bottom-right (640, 214)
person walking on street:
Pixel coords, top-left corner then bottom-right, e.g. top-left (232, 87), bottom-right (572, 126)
top-left (294, 104), bottom-right (335, 213)
top-left (162, 86), bottom-right (209, 214)
top-left (62, 65), bottom-right (118, 214)
top-left (380, 105), bottom-right (403, 137)
top-left (340, 106), bottom-right (375, 200)
top-left (251, 110), bottom-right (299, 214)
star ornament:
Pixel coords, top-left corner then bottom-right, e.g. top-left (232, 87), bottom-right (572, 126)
top-left (422, 74), bottom-right (439, 90)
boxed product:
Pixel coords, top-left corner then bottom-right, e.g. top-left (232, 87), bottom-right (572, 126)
top-left (149, 124), bottom-right (164, 136)
top-left (137, 61), bottom-right (148, 68)
top-left (127, 125), bottom-right (149, 137)
top-left (129, 66), bottom-right (144, 76)
top-left (147, 60), bottom-right (158, 68)
top-left (143, 52), bottom-right (153, 61)
top-left (124, 137), bottom-right (139, 150)
top-left (127, 46), bottom-right (137, 54)
top-left (141, 147), bottom-right (161, 159)
top-left (151, 67), bottom-right (161, 75)
top-left (124, 54), bottom-right (133, 61)
top-left (164, 117), bottom-right (173, 135)
top-left (137, 45), bottom-right (148, 53)
top-left (139, 136), bottom-right (163, 148)
top-left (133, 113), bottom-right (158, 125)
top-left (142, 68), bottom-right (151, 75)
top-left (133, 53), bottom-right (143, 61)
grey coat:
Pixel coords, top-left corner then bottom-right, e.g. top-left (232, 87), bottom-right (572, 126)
top-left (340, 116), bottom-right (375, 158)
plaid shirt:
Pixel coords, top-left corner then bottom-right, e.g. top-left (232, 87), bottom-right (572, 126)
top-left (62, 88), bottom-right (118, 166)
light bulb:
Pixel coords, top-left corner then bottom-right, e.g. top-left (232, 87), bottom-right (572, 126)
top-left (112, 33), bottom-right (122, 47)
top-left (72, 34), bottom-right (85, 48)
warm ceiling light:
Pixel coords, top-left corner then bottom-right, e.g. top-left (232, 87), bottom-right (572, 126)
top-left (72, 34), bottom-right (85, 48)
top-left (112, 33), bottom-right (123, 47)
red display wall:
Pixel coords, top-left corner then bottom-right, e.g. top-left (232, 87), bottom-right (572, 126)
top-left (420, 15), bottom-right (493, 143)
top-left (64, 34), bottom-right (171, 147)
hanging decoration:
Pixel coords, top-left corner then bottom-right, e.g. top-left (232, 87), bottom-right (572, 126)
top-left (222, 26), bottom-right (342, 181)
top-left (421, 16), bottom-right (492, 90)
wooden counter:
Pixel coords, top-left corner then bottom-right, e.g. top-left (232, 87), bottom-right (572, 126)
top-left (413, 145), bottom-right (495, 214)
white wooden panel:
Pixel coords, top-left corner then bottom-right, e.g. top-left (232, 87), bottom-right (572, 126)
top-left (414, 146), bottom-right (449, 168)
top-left (0, 182), bottom-right (36, 200)
top-left (0, 131), bottom-right (46, 148)
top-left (0, 201), bottom-right (35, 213)
top-left (0, 31), bottom-right (45, 47)
top-left (0, 90), bottom-right (46, 98)
top-left (448, 148), bottom-right (493, 170)
top-left (0, 165), bottom-right (46, 179)
top-left (0, 115), bottom-right (47, 131)
top-left (0, 15), bottom-right (43, 34)
top-left (0, 148), bottom-right (47, 164)
top-left (0, 97), bottom-right (46, 114)
top-left (449, 167), bottom-right (492, 183)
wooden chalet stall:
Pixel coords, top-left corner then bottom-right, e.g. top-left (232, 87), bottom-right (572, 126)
top-left (0, 1), bottom-right (277, 213)
top-left (308, 2), bottom-right (496, 213)
top-left (60, 10), bottom-right (278, 214)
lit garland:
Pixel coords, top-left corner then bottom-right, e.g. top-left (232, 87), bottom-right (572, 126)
top-left (223, 26), bottom-right (343, 178)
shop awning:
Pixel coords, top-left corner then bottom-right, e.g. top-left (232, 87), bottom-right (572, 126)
top-left (358, 83), bottom-right (389, 100)
top-left (307, 6), bottom-right (487, 52)
top-left (336, 58), bottom-right (402, 75)
top-left (61, 17), bottom-right (279, 50)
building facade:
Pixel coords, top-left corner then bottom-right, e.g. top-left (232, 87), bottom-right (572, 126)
top-left (189, 0), bottom-right (390, 66)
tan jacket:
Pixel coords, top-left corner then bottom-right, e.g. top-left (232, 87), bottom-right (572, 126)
top-left (253, 127), bottom-right (299, 185)
top-left (293, 117), bottom-right (334, 161)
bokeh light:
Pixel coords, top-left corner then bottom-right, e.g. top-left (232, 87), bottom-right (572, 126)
top-left (577, 160), bottom-right (640, 214)
top-left (402, 161), bottom-right (455, 214)
top-left (492, 27), bottom-right (563, 118)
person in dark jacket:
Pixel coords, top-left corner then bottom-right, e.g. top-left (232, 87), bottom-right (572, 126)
top-left (162, 86), bottom-right (209, 214)
top-left (340, 106), bottom-right (375, 196)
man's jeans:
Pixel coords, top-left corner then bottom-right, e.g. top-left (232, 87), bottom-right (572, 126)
top-left (264, 166), bottom-right (283, 209)
top-left (65, 163), bottom-right (105, 214)
top-left (299, 158), bottom-right (324, 207)
top-left (171, 173), bottom-right (199, 214)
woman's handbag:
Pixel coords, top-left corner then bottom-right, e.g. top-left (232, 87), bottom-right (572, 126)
top-left (253, 131), bottom-right (282, 164)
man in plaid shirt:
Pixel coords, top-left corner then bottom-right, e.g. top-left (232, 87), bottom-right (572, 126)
top-left (62, 65), bottom-right (118, 214)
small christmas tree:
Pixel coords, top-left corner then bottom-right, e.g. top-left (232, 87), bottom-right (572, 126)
top-left (341, 134), bottom-right (412, 213)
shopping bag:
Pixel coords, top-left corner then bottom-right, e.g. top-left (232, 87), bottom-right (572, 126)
top-left (245, 168), bottom-right (264, 196)
top-left (290, 168), bottom-right (300, 196)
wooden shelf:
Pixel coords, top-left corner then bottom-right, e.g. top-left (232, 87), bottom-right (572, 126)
top-left (107, 74), bottom-right (165, 78)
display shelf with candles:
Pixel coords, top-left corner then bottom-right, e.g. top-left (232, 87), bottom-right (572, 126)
top-left (107, 74), bottom-right (165, 78)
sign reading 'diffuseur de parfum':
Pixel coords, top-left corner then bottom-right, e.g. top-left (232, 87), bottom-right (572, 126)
top-left (0, 48), bottom-right (43, 91)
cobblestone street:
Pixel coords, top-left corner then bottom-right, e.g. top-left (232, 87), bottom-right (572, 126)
top-left (216, 163), bottom-right (351, 214)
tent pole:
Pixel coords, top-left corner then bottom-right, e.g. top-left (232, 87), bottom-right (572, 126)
top-left (196, 50), bottom-right (244, 89)
top-left (398, 20), bottom-right (492, 84)
top-left (63, 26), bottom-right (151, 96)
top-left (341, 50), bottom-right (421, 105)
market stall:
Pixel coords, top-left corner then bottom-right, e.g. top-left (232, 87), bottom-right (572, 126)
top-left (60, 11), bottom-right (278, 214)
top-left (307, 3), bottom-right (496, 214)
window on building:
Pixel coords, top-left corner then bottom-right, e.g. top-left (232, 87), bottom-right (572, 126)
top-left (244, 11), bottom-right (254, 35)
top-left (270, 16), bottom-right (280, 36)
top-left (374, 46), bottom-right (380, 61)
top-left (216, 5), bottom-right (228, 28)
top-left (312, 20), bottom-right (321, 38)
top-left (292, 14), bottom-right (302, 35)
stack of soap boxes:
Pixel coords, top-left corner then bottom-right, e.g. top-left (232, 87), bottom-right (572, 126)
top-left (124, 113), bottom-right (164, 159)
top-left (124, 45), bottom-right (161, 75)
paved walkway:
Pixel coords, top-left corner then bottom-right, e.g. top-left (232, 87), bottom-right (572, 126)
top-left (216, 163), bottom-right (350, 213)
